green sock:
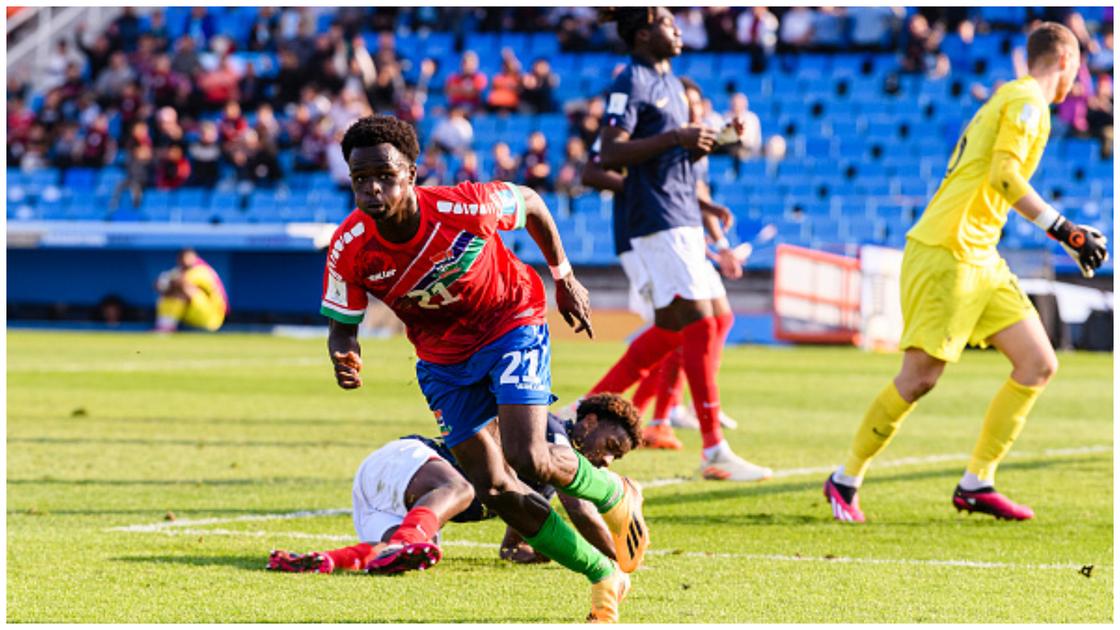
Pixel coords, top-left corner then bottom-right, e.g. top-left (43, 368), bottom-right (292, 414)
top-left (524, 509), bottom-right (614, 583)
top-left (562, 452), bottom-right (624, 513)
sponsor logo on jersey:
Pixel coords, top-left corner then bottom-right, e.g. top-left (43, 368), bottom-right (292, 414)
top-left (326, 222), bottom-right (367, 276)
top-left (436, 200), bottom-right (500, 216)
top-left (366, 268), bottom-right (397, 283)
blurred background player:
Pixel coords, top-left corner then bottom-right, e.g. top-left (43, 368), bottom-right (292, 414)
top-left (579, 75), bottom-right (745, 452)
top-left (154, 247), bottom-right (228, 332)
top-left (268, 393), bottom-right (641, 574)
top-left (578, 7), bottom-right (768, 481)
top-left (824, 22), bottom-right (1109, 524)
top-left (320, 115), bottom-right (644, 622)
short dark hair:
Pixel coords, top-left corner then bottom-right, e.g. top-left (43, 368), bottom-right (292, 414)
top-left (599, 7), bottom-right (656, 49)
top-left (577, 393), bottom-right (642, 450)
top-left (1026, 22), bottom-right (1078, 68)
top-left (341, 115), bottom-right (420, 163)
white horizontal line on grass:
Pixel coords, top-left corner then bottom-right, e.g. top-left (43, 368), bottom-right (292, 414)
top-left (110, 443), bottom-right (1112, 534)
top-left (130, 526), bottom-right (1091, 572)
top-left (9, 357), bottom-right (322, 373)
top-left (110, 508), bottom-right (352, 533)
top-left (642, 444), bottom-right (1113, 488)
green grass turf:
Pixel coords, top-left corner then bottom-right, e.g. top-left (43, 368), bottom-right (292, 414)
top-left (6, 330), bottom-right (1113, 622)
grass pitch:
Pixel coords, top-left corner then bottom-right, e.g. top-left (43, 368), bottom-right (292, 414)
top-left (6, 330), bottom-right (1113, 622)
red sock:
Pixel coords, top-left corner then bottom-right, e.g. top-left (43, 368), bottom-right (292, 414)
top-left (589, 326), bottom-right (681, 395)
top-left (631, 356), bottom-right (667, 416)
top-left (681, 316), bottom-right (724, 449)
top-left (715, 312), bottom-right (734, 344)
top-left (388, 506), bottom-right (440, 546)
top-left (326, 543), bottom-right (379, 571)
top-left (652, 347), bottom-right (685, 421)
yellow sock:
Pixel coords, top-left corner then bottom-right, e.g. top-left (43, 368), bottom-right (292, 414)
top-left (967, 378), bottom-right (1043, 484)
top-left (843, 381), bottom-right (917, 480)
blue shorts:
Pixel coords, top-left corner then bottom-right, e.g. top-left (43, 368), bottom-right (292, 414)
top-left (416, 324), bottom-right (556, 448)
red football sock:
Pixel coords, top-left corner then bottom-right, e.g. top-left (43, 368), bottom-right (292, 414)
top-left (589, 326), bottom-right (681, 395)
top-left (630, 362), bottom-right (661, 417)
top-left (652, 347), bottom-right (685, 421)
top-left (715, 312), bottom-right (734, 345)
top-left (681, 316), bottom-right (724, 449)
top-left (326, 543), bottom-right (379, 571)
top-left (388, 506), bottom-right (440, 546)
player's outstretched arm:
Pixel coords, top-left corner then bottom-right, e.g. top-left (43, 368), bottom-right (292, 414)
top-left (521, 185), bottom-right (595, 339)
top-left (328, 319), bottom-right (363, 389)
top-left (557, 492), bottom-right (616, 561)
top-left (599, 125), bottom-right (716, 170)
top-left (992, 152), bottom-right (1110, 277)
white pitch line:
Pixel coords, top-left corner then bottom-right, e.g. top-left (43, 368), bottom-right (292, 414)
top-left (640, 443), bottom-right (1112, 489)
top-left (9, 357), bottom-right (322, 373)
top-left (110, 443), bottom-right (1112, 534)
top-left (128, 527), bottom-right (1092, 572)
top-left (110, 508), bottom-right (352, 533)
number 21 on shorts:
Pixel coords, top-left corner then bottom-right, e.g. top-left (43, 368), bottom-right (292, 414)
top-left (499, 347), bottom-right (548, 386)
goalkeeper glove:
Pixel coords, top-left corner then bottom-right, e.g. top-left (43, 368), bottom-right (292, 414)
top-left (1044, 215), bottom-right (1109, 278)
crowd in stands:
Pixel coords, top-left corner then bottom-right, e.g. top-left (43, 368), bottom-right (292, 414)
top-left (6, 6), bottom-right (1114, 215)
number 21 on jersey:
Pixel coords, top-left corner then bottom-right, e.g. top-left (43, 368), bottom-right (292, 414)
top-left (407, 282), bottom-right (461, 310)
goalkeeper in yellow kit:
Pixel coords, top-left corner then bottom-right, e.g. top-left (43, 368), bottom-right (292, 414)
top-left (824, 22), bottom-right (1109, 523)
top-left (154, 248), bottom-right (228, 332)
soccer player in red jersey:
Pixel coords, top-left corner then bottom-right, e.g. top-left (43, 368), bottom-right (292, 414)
top-left (319, 115), bottom-right (645, 622)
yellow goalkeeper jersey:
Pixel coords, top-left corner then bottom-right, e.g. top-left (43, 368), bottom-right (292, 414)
top-left (182, 262), bottom-right (228, 311)
top-left (907, 76), bottom-right (1051, 266)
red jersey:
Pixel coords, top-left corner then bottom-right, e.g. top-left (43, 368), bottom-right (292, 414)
top-left (320, 181), bottom-right (546, 364)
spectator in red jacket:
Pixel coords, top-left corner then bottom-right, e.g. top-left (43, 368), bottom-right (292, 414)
top-left (487, 49), bottom-right (522, 114)
top-left (445, 50), bottom-right (488, 113)
top-left (155, 144), bottom-right (191, 190)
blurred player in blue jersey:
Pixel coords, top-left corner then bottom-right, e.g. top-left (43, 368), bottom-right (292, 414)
top-left (581, 7), bottom-right (770, 481)
top-left (580, 75), bottom-right (744, 452)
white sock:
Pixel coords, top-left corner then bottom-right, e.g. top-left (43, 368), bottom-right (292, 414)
top-left (702, 439), bottom-right (727, 461)
top-left (958, 472), bottom-right (991, 491)
top-left (831, 466), bottom-right (861, 488)
top-left (155, 316), bottom-right (179, 331)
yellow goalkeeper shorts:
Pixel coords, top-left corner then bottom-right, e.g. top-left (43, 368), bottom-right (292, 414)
top-left (182, 292), bottom-right (226, 332)
top-left (898, 239), bottom-right (1037, 363)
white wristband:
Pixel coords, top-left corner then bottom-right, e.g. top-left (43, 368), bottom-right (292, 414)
top-left (714, 236), bottom-right (731, 250)
top-left (1032, 204), bottom-right (1061, 231)
top-left (550, 259), bottom-right (572, 280)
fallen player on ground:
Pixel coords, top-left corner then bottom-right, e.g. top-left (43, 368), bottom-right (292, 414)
top-left (267, 394), bottom-right (641, 574)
